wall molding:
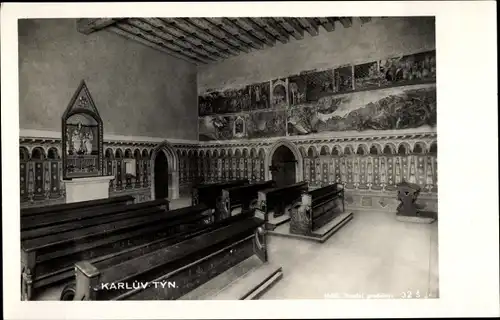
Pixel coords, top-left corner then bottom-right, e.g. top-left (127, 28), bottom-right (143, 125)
top-left (19, 129), bottom-right (199, 146)
top-left (198, 127), bottom-right (437, 147)
top-left (20, 128), bottom-right (437, 149)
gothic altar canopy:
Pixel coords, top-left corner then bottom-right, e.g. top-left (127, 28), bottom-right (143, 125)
top-left (62, 80), bottom-right (104, 179)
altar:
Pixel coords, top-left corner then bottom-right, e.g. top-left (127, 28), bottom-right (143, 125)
top-left (61, 80), bottom-right (115, 203)
top-left (63, 175), bottom-right (114, 203)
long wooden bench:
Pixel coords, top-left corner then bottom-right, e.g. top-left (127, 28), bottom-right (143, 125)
top-left (73, 212), bottom-right (282, 300)
top-left (21, 198), bottom-right (169, 233)
top-left (255, 182), bottom-right (308, 230)
top-left (219, 180), bottom-right (276, 220)
top-left (21, 195), bottom-right (135, 217)
top-left (288, 183), bottom-right (353, 242)
top-left (191, 179), bottom-right (249, 208)
top-left (21, 203), bottom-right (213, 301)
top-left (60, 210), bottom-right (249, 300)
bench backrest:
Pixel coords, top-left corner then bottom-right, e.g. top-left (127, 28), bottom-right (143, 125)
top-left (192, 180), bottom-right (249, 206)
top-left (75, 215), bottom-right (264, 300)
top-left (21, 203), bottom-right (211, 253)
top-left (21, 195), bottom-right (135, 217)
top-left (21, 199), bottom-right (170, 240)
top-left (81, 210), bottom-right (254, 279)
top-left (308, 183), bottom-right (344, 208)
top-left (223, 180), bottom-right (276, 207)
top-left (21, 198), bottom-right (169, 232)
top-left (257, 182), bottom-right (308, 213)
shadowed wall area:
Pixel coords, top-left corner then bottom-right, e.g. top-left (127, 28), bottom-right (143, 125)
top-left (18, 18), bottom-right (198, 139)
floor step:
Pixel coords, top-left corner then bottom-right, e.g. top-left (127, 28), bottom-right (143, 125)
top-left (178, 255), bottom-right (262, 300)
top-left (268, 212), bottom-right (354, 243)
top-left (396, 215), bottom-right (436, 224)
top-left (211, 260), bottom-right (283, 300)
top-left (267, 213), bottom-right (290, 228)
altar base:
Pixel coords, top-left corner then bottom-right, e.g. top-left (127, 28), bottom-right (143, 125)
top-left (63, 175), bottom-right (114, 203)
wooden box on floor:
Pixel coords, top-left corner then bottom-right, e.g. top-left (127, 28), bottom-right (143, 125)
top-left (270, 183), bottom-right (353, 243)
top-left (219, 180), bottom-right (276, 219)
top-left (255, 182), bottom-right (308, 230)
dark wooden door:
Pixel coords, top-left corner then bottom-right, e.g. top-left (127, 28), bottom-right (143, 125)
top-left (154, 151), bottom-right (169, 199)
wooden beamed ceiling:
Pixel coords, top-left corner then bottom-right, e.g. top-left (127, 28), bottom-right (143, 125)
top-left (77, 17), bottom-right (371, 65)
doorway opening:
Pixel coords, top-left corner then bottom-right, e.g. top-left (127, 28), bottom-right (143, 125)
top-left (271, 145), bottom-right (297, 188)
top-left (154, 150), bottom-right (169, 200)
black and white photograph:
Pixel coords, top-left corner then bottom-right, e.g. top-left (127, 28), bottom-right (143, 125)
top-left (1, 2), bottom-right (498, 319)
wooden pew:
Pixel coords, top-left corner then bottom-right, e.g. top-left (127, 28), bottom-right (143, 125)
top-left (289, 183), bottom-right (353, 242)
top-left (255, 182), bottom-right (308, 230)
top-left (21, 195), bottom-right (135, 217)
top-left (73, 212), bottom-right (282, 300)
top-left (191, 180), bottom-right (249, 207)
top-left (21, 199), bottom-right (169, 233)
top-left (219, 180), bottom-right (276, 220)
top-left (63, 211), bottom-right (253, 300)
top-left (21, 203), bottom-right (213, 301)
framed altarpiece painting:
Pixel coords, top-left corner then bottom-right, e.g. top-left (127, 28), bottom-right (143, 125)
top-left (61, 80), bottom-right (104, 179)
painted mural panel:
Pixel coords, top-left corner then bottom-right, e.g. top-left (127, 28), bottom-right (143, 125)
top-left (354, 61), bottom-right (380, 90)
top-left (378, 50), bottom-right (436, 86)
top-left (271, 79), bottom-right (288, 109)
top-left (198, 86), bottom-right (252, 116)
top-left (287, 83), bottom-right (436, 136)
top-left (288, 74), bottom-right (307, 106)
top-left (200, 110), bottom-right (286, 141)
top-left (334, 66), bottom-right (354, 93)
top-left (306, 69), bottom-right (335, 102)
top-left (249, 82), bottom-right (271, 111)
top-left (199, 115), bottom-right (236, 141)
top-left (247, 110), bottom-right (287, 139)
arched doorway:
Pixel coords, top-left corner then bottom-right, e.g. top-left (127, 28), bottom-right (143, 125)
top-left (154, 151), bottom-right (169, 200)
top-left (271, 145), bottom-right (297, 187)
top-left (151, 141), bottom-right (180, 200)
top-left (265, 140), bottom-right (303, 186)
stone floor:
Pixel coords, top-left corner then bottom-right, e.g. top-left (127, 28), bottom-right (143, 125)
top-left (171, 197), bottom-right (439, 300)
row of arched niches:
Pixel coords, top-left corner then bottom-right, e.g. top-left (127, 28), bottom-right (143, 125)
top-left (19, 139), bottom-right (437, 206)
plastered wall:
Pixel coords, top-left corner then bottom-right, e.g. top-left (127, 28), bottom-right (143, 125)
top-left (18, 18), bottom-right (198, 140)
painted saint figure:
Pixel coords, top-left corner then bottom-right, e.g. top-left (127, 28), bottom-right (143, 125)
top-left (84, 130), bottom-right (93, 155)
top-left (72, 127), bottom-right (81, 154)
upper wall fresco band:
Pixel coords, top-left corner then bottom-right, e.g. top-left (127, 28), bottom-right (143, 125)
top-left (198, 49), bottom-right (436, 141)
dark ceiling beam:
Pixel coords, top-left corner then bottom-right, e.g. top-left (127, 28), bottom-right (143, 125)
top-left (359, 17), bottom-right (372, 24)
top-left (260, 18), bottom-right (291, 43)
top-left (338, 17), bottom-right (353, 28)
top-left (112, 22), bottom-right (211, 64)
top-left (281, 18), bottom-right (305, 40)
top-left (146, 18), bottom-right (231, 60)
top-left (220, 18), bottom-right (269, 48)
top-left (77, 18), bottom-right (124, 35)
top-left (271, 17), bottom-right (303, 40)
top-left (123, 19), bottom-right (218, 62)
top-left (326, 17), bottom-right (338, 26)
top-left (297, 17), bottom-right (319, 37)
top-left (203, 18), bottom-right (260, 51)
top-left (239, 18), bottom-right (280, 45)
top-left (161, 18), bottom-right (242, 56)
top-left (206, 18), bottom-right (263, 50)
top-left (106, 25), bottom-right (201, 65)
top-left (317, 17), bottom-right (335, 32)
top-left (190, 18), bottom-right (252, 53)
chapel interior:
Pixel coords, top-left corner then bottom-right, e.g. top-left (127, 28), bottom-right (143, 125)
top-left (18, 17), bottom-right (438, 301)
